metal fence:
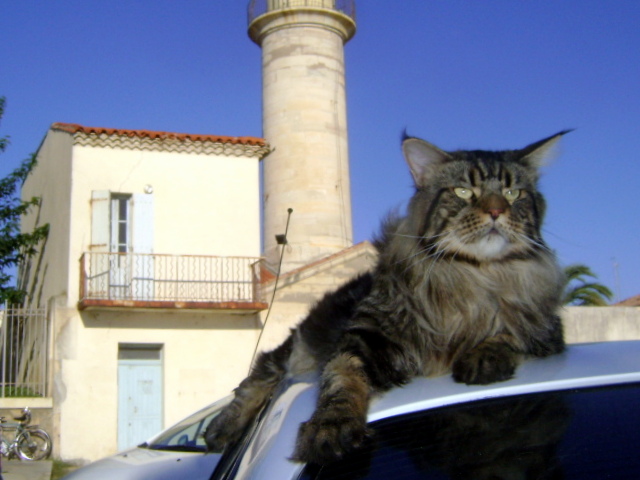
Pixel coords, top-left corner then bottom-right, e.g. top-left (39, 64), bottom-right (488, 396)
top-left (80, 252), bottom-right (264, 304)
top-left (248, 0), bottom-right (356, 23)
top-left (0, 305), bottom-right (49, 398)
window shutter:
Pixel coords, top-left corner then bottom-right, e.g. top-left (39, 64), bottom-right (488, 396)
top-left (131, 193), bottom-right (154, 254)
top-left (90, 190), bottom-right (110, 252)
top-left (131, 193), bottom-right (154, 299)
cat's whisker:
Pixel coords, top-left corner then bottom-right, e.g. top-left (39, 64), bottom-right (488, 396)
top-left (399, 246), bottom-right (435, 273)
top-left (394, 233), bottom-right (452, 270)
top-left (512, 231), bottom-right (552, 254)
top-left (392, 231), bottom-right (450, 241)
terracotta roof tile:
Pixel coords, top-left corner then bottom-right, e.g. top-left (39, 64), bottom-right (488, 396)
top-left (615, 294), bottom-right (640, 307)
top-left (51, 122), bottom-right (267, 147)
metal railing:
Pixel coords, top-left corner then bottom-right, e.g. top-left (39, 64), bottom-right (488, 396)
top-left (0, 305), bottom-right (49, 398)
top-left (248, 0), bottom-right (356, 24)
top-left (79, 252), bottom-right (265, 305)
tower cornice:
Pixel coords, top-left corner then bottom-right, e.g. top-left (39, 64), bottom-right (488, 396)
top-left (248, 7), bottom-right (356, 45)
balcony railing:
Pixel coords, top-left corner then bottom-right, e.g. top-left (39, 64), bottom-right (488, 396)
top-left (248, 0), bottom-right (356, 24)
top-left (79, 252), bottom-right (267, 311)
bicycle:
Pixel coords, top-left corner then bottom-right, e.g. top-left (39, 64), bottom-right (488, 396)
top-left (0, 407), bottom-right (52, 461)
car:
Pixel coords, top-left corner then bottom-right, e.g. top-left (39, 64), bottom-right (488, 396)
top-left (62, 395), bottom-right (232, 480)
top-left (64, 340), bottom-right (640, 479)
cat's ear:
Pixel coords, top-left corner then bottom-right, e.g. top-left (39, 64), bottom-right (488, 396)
top-left (402, 137), bottom-right (452, 186)
top-left (516, 130), bottom-right (572, 168)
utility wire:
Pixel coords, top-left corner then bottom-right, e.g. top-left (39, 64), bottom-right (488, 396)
top-left (248, 208), bottom-right (293, 373)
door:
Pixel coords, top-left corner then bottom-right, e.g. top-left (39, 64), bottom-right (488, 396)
top-left (117, 345), bottom-right (163, 451)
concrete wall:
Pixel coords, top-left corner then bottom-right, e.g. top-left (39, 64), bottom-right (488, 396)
top-left (562, 306), bottom-right (640, 344)
top-left (256, 242), bottom-right (377, 353)
top-left (0, 398), bottom-right (54, 447)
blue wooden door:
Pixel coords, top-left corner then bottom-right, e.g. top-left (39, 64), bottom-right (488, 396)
top-left (117, 355), bottom-right (163, 450)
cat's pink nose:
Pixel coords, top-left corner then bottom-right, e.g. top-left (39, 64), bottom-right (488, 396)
top-left (488, 208), bottom-right (504, 219)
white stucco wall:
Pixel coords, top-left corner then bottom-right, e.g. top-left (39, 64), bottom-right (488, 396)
top-left (67, 143), bottom-right (261, 306)
top-left (21, 129), bottom-right (266, 462)
top-left (53, 305), bottom-right (259, 461)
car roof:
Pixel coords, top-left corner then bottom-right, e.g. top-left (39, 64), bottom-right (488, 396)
top-left (226, 341), bottom-right (640, 480)
top-left (368, 339), bottom-right (640, 422)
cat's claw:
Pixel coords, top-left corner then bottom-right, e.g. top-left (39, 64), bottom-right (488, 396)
top-left (292, 414), bottom-right (371, 464)
top-left (452, 344), bottom-right (518, 385)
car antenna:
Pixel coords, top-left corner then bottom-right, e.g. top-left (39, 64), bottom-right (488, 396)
top-left (248, 208), bottom-right (293, 372)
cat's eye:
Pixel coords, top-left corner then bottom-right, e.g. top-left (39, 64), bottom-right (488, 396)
top-left (503, 188), bottom-right (521, 203)
top-left (454, 187), bottom-right (473, 200)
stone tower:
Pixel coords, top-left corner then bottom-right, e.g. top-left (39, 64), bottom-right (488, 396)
top-left (248, 0), bottom-right (356, 272)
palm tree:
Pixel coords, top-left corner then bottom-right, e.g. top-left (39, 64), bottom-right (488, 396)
top-left (562, 264), bottom-right (613, 306)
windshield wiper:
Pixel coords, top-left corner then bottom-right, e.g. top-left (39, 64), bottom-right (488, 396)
top-left (148, 445), bottom-right (205, 453)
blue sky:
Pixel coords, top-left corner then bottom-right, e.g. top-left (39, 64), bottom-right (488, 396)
top-left (1, 1), bottom-right (638, 302)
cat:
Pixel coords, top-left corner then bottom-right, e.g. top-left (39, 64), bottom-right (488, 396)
top-left (204, 131), bottom-right (568, 465)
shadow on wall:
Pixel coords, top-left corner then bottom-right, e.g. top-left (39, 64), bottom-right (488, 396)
top-left (78, 309), bottom-right (262, 331)
top-left (18, 196), bottom-right (50, 308)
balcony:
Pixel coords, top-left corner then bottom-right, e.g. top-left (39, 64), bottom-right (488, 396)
top-left (79, 252), bottom-right (268, 312)
top-left (247, 0), bottom-right (356, 24)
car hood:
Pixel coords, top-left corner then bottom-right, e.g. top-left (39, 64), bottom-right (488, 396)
top-left (63, 446), bottom-right (221, 480)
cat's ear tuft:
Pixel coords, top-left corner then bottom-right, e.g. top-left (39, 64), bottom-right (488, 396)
top-left (402, 137), bottom-right (452, 186)
top-left (517, 130), bottom-right (573, 168)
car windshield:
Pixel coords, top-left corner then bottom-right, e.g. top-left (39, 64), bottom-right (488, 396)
top-left (143, 395), bottom-right (232, 452)
top-left (302, 383), bottom-right (640, 480)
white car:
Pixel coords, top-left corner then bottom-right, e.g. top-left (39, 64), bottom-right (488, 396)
top-left (64, 340), bottom-right (640, 479)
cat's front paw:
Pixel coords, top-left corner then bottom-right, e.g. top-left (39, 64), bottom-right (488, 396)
top-left (204, 408), bottom-right (244, 452)
top-left (452, 344), bottom-right (519, 385)
top-left (292, 412), bottom-right (371, 464)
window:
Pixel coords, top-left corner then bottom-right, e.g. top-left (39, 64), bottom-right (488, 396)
top-left (90, 190), bottom-right (154, 254)
top-left (89, 191), bottom-right (155, 300)
top-left (111, 194), bottom-right (132, 253)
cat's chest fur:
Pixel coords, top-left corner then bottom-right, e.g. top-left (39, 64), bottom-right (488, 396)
top-left (395, 255), bottom-right (560, 375)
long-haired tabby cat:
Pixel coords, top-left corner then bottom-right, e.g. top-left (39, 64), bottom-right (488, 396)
top-left (205, 132), bottom-right (568, 464)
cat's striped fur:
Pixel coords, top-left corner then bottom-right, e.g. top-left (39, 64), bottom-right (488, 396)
top-left (204, 132), bottom-right (567, 464)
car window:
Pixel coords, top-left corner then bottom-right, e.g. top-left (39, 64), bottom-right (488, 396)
top-left (146, 396), bottom-right (232, 452)
top-left (301, 383), bottom-right (640, 480)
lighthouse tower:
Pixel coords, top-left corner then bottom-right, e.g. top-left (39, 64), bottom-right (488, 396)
top-left (248, 0), bottom-right (356, 272)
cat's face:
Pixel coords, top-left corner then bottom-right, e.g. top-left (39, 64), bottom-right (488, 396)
top-left (402, 132), bottom-right (568, 262)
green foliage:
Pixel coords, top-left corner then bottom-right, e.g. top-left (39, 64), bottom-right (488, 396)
top-left (51, 458), bottom-right (82, 480)
top-left (563, 264), bottom-right (613, 306)
top-left (1, 385), bottom-right (43, 397)
top-left (0, 97), bottom-right (49, 304)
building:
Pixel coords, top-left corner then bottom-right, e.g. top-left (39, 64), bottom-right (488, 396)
top-left (14, 123), bottom-right (270, 461)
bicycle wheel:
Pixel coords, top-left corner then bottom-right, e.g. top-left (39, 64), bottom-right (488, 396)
top-left (15, 429), bottom-right (52, 461)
